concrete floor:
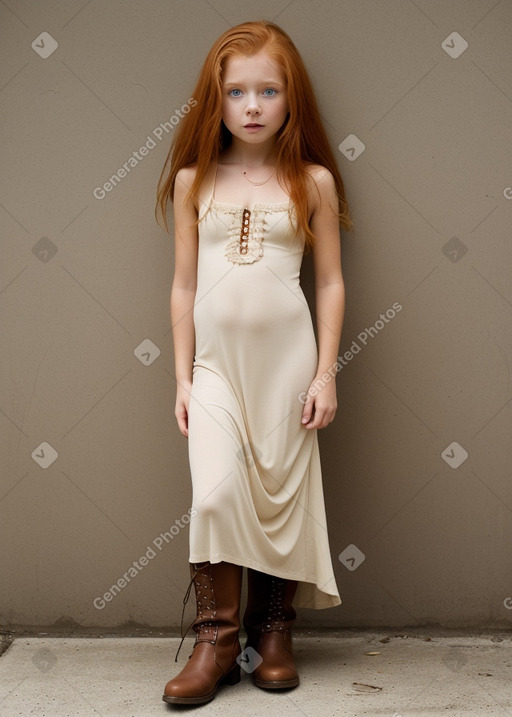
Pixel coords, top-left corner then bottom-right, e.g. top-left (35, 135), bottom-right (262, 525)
top-left (0, 629), bottom-right (511, 716)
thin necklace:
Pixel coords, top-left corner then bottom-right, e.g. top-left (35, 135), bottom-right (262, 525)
top-left (240, 165), bottom-right (276, 186)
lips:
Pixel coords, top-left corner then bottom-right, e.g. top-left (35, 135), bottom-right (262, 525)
top-left (244, 123), bottom-right (263, 127)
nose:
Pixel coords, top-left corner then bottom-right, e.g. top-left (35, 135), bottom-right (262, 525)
top-left (245, 92), bottom-right (261, 115)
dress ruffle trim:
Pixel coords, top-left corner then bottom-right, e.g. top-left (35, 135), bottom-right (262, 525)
top-left (199, 200), bottom-right (294, 266)
top-left (225, 206), bottom-right (263, 265)
top-left (214, 204), bottom-right (277, 265)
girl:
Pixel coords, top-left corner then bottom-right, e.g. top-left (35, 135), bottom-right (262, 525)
top-left (155, 19), bottom-right (352, 706)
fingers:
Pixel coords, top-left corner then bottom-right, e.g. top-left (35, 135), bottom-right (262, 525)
top-left (302, 398), bottom-right (336, 429)
top-left (175, 407), bottom-right (189, 437)
top-left (301, 394), bottom-right (314, 425)
top-left (178, 418), bottom-right (189, 437)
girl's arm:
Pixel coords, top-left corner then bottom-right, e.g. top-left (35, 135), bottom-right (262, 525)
top-left (301, 167), bottom-right (346, 430)
top-left (170, 167), bottom-right (199, 437)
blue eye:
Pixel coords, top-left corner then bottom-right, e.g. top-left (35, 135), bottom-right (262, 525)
top-left (264, 88), bottom-right (277, 96)
top-left (229, 89), bottom-right (242, 97)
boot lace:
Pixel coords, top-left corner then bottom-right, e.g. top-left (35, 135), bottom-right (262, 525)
top-left (174, 561), bottom-right (218, 661)
top-left (262, 576), bottom-right (289, 632)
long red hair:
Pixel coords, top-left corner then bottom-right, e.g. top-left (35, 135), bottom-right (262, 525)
top-left (155, 20), bottom-right (353, 251)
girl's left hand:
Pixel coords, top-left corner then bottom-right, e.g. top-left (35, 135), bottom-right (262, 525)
top-left (301, 378), bottom-right (338, 429)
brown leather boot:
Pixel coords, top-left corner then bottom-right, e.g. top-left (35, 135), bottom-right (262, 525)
top-left (243, 569), bottom-right (300, 689)
top-left (162, 560), bottom-right (243, 705)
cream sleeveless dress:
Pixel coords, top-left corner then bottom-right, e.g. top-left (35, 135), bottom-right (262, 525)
top-left (186, 163), bottom-right (341, 609)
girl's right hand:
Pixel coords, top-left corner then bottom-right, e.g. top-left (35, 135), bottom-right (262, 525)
top-left (175, 380), bottom-right (192, 437)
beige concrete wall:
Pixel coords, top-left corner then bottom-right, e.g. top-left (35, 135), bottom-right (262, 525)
top-left (1, 0), bottom-right (511, 631)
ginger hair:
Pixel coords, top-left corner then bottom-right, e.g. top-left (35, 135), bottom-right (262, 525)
top-left (155, 19), bottom-right (353, 250)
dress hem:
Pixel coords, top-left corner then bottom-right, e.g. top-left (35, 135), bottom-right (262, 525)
top-left (188, 550), bottom-right (342, 610)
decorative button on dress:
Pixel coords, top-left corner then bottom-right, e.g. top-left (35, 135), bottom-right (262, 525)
top-left (186, 163), bottom-right (342, 609)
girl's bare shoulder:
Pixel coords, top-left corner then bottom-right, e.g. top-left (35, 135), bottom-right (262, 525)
top-left (175, 163), bottom-right (199, 186)
top-left (303, 164), bottom-right (337, 218)
top-left (175, 163), bottom-right (200, 210)
top-left (304, 162), bottom-right (333, 184)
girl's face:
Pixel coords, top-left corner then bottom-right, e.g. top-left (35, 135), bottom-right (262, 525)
top-left (221, 49), bottom-right (289, 148)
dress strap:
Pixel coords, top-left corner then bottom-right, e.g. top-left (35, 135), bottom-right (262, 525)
top-left (210, 161), bottom-right (219, 203)
top-left (198, 162), bottom-right (219, 221)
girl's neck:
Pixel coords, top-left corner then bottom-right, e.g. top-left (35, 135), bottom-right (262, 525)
top-left (221, 138), bottom-right (278, 167)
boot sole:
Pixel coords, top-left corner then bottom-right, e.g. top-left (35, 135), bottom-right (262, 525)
top-left (162, 664), bottom-right (241, 705)
top-left (253, 676), bottom-right (300, 690)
